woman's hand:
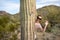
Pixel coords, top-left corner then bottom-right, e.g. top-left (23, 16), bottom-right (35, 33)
top-left (45, 20), bottom-right (49, 26)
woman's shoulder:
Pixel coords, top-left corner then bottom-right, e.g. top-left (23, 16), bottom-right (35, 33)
top-left (35, 23), bottom-right (40, 25)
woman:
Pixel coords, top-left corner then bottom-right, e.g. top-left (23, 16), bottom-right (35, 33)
top-left (34, 15), bottom-right (48, 40)
top-left (35, 15), bottom-right (43, 32)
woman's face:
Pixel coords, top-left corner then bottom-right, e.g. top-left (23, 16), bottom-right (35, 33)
top-left (38, 19), bottom-right (41, 22)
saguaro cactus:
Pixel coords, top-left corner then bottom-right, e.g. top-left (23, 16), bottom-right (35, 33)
top-left (20, 0), bottom-right (37, 40)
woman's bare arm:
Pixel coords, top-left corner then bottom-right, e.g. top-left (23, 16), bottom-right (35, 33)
top-left (43, 20), bottom-right (49, 32)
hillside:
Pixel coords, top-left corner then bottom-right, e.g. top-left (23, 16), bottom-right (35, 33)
top-left (0, 11), bottom-right (20, 40)
top-left (0, 11), bottom-right (11, 16)
top-left (37, 5), bottom-right (60, 16)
